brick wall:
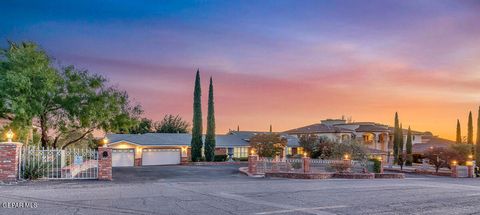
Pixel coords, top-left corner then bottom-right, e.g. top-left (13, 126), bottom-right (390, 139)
top-left (0, 143), bottom-right (22, 182)
top-left (98, 147), bottom-right (112, 181)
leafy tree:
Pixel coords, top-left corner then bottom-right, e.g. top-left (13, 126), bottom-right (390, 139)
top-left (155, 114), bottom-right (190, 133)
top-left (393, 112), bottom-right (400, 164)
top-left (190, 70), bottom-right (203, 162)
top-left (0, 41), bottom-right (62, 147)
top-left (476, 106), bottom-right (480, 162)
top-left (298, 134), bottom-right (334, 159)
top-left (0, 42), bottom-right (142, 148)
top-left (405, 126), bottom-right (413, 166)
top-left (468, 111), bottom-right (473, 144)
top-left (128, 118), bottom-right (153, 134)
top-left (298, 134), bottom-right (318, 156)
top-left (204, 77), bottom-right (216, 161)
top-left (424, 147), bottom-right (449, 173)
top-left (456, 119), bottom-right (462, 144)
top-left (249, 133), bottom-right (287, 158)
top-left (448, 143), bottom-right (473, 165)
top-left (331, 139), bottom-right (367, 162)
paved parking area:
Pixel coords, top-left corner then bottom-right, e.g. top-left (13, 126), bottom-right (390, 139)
top-left (1, 165), bottom-right (480, 214)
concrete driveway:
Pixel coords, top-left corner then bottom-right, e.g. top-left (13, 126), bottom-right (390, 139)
top-left (112, 164), bottom-right (249, 183)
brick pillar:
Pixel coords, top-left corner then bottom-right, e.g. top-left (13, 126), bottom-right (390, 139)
top-left (98, 147), bottom-right (112, 181)
top-left (134, 158), bottom-right (142, 166)
top-left (467, 165), bottom-right (474, 178)
top-left (451, 165), bottom-right (457, 178)
top-left (181, 147), bottom-right (189, 165)
top-left (248, 155), bottom-right (258, 174)
top-left (302, 157), bottom-right (310, 173)
top-left (0, 142), bottom-right (22, 182)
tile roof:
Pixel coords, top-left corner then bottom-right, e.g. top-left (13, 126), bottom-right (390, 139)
top-left (107, 132), bottom-right (300, 147)
top-left (412, 136), bottom-right (455, 153)
top-left (283, 123), bottom-right (354, 134)
top-left (354, 124), bottom-right (390, 132)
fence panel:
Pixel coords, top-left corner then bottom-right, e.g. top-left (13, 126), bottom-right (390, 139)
top-left (20, 146), bottom-right (98, 180)
top-left (256, 158), bottom-right (303, 174)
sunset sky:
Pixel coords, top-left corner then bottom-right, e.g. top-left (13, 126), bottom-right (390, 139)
top-left (1, 1), bottom-right (480, 140)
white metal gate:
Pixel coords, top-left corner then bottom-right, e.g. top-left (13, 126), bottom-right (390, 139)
top-left (19, 146), bottom-right (98, 180)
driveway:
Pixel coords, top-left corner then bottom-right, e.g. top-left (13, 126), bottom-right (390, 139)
top-left (112, 164), bottom-right (249, 183)
top-left (1, 165), bottom-right (480, 214)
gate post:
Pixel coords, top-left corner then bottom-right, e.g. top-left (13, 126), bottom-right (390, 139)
top-left (248, 154), bottom-right (258, 174)
top-left (302, 157), bottom-right (310, 173)
top-left (0, 142), bottom-right (22, 182)
top-left (451, 162), bottom-right (458, 178)
top-left (98, 147), bottom-right (112, 181)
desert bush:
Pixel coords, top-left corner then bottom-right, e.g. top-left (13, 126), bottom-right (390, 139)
top-left (21, 158), bottom-right (51, 180)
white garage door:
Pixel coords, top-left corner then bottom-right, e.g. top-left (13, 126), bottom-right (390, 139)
top-left (142, 149), bottom-right (180, 166)
top-left (112, 149), bottom-right (135, 167)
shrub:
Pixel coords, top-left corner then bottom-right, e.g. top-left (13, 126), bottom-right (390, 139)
top-left (368, 158), bottom-right (381, 173)
top-left (233, 157), bottom-right (248, 161)
top-left (214, 155), bottom-right (228, 162)
top-left (21, 159), bottom-right (50, 180)
top-left (412, 153), bottom-right (424, 163)
top-left (330, 161), bottom-right (352, 173)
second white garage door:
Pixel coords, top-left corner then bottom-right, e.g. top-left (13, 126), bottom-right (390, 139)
top-left (142, 149), bottom-right (180, 166)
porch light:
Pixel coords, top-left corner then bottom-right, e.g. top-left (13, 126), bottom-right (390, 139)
top-left (468, 154), bottom-right (473, 160)
top-left (5, 129), bottom-right (13, 143)
top-left (466, 161), bottom-right (473, 166)
top-left (102, 137), bottom-right (109, 147)
top-left (303, 152), bottom-right (307, 158)
top-left (452, 160), bottom-right (457, 166)
top-left (343, 154), bottom-right (350, 160)
top-left (377, 156), bottom-right (382, 162)
top-left (250, 149), bottom-right (256, 155)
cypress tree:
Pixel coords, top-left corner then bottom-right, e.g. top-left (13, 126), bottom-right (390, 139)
top-left (393, 112), bottom-right (399, 164)
top-left (399, 124), bottom-right (404, 161)
top-left (456, 119), bottom-right (462, 144)
top-left (191, 70), bottom-right (203, 162)
top-left (204, 77), bottom-right (216, 162)
top-left (468, 111), bottom-right (473, 144)
top-left (476, 106), bottom-right (480, 162)
top-left (406, 126), bottom-right (413, 166)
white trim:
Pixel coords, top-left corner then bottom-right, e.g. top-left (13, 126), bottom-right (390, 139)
top-left (108, 140), bottom-right (143, 146)
top-left (108, 140), bottom-right (190, 147)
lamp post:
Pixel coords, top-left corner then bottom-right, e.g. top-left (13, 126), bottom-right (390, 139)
top-left (102, 137), bottom-right (109, 147)
top-left (6, 129), bottom-right (14, 143)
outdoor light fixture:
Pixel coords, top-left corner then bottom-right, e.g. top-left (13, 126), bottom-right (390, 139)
top-left (5, 129), bottom-right (13, 143)
top-left (468, 155), bottom-right (473, 160)
top-left (250, 149), bottom-right (255, 155)
top-left (102, 137), bottom-right (109, 147)
top-left (303, 152), bottom-right (307, 158)
top-left (452, 160), bottom-right (458, 166)
top-left (344, 154), bottom-right (350, 160)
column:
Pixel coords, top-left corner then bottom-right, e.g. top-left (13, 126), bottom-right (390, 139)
top-left (248, 154), bottom-right (258, 174)
top-left (98, 147), bottom-right (112, 181)
top-left (0, 142), bottom-right (22, 182)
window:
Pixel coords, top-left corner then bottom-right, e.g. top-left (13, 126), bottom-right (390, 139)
top-left (286, 147), bottom-right (292, 155)
top-left (233, 147), bottom-right (248, 158)
top-left (297, 147), bottom-right (304, 155)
